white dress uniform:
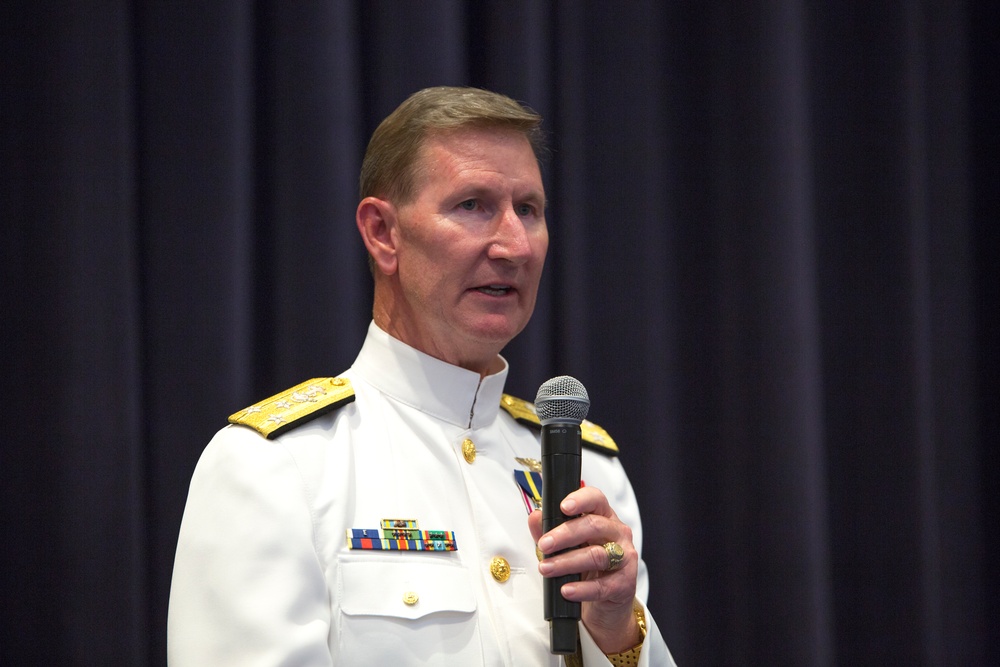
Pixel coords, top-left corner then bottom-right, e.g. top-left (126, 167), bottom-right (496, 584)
top-left (168, 322), bottom-right (677, 666)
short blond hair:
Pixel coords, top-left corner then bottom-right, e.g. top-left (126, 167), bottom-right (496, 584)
top-left (359, 86), bottom-right (545, 204)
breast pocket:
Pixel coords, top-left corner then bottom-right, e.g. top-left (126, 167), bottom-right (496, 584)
top-left (335, 556), bottom-right (483, 664)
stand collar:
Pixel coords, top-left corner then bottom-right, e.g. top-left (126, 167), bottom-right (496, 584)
top-left (351, 321), bottom-right (508, 429)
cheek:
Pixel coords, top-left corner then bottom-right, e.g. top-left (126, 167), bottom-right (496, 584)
top-left (529, 232), bottom-right (549, 269)
top-left (399, 237), bottom-right (461, 297)
top-left (400, 228), bottom-right (448, 272)
top-left (531, 223), bottom-right (549, 251)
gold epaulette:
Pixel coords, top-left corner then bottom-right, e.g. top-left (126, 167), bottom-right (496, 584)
top-left (500, 394), bottom-right (619, 456)
top-left (228, 377), bottom-right (356, 439)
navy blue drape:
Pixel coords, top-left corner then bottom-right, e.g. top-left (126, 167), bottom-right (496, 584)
top-left (3, 1), bottom-right (995, 664)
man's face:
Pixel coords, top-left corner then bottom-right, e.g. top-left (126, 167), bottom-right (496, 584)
top-left (385, 127), bottom-right (548, 374)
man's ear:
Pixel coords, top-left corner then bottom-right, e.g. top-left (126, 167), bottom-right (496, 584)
top-left (356, 197), bottom-right (399, 276)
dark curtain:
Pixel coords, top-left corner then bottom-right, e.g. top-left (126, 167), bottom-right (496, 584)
top-left (2, 1), bottom-right (995, 665)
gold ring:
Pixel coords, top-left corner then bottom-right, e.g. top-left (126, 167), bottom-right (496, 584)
top-left (603, 541), bottom-right (625, 571)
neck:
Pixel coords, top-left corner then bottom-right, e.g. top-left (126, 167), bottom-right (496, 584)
top-left (371, 286), bottom-right (504, 378)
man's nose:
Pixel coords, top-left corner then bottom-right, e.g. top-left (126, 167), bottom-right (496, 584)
top-left (488, 206), bottom-right (533, 263)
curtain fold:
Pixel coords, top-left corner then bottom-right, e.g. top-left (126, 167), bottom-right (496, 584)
top-left (2, 1), bottom-right (993, 664)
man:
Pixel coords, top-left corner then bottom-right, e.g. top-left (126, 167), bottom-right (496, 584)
top-left (168, 86), bottom-right (677, 666)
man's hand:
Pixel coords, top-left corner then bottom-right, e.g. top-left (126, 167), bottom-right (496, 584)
top-left (528, 486), bottom-right (643, 654)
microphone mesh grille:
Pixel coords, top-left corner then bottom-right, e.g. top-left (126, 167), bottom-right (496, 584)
top-left (534, 376), bottom-right (590, 424)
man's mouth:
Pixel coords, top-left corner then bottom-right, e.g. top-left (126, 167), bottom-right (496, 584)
top-left (475, 285), bottom-right (513, 297)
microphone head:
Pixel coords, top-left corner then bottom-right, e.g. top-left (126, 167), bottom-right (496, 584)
top-left (535, 376), bottom-right (590, 425)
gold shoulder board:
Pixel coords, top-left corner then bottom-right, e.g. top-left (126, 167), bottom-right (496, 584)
top-left (499, 394), bottom-right (619, 456)
top-left (228, 377), bottom-right (356, 440)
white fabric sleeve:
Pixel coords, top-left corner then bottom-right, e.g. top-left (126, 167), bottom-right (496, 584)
top-left (167, 426), bottom-right (333, 666)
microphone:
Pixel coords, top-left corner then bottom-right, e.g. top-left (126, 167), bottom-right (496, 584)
top-left (535, 375), bottom-right (590, 655)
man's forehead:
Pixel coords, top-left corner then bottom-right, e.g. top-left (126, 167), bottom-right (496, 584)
top-left (414, 127), bottom-right (542, 185)
top-left (420, 127), bottom-right (536, 162)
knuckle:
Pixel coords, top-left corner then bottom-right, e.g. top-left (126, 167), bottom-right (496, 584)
top-left (583, 513), bottom-right (603, 533)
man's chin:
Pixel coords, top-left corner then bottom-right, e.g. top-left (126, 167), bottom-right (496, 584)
top-left (462, 316), bottom-right (527, 347)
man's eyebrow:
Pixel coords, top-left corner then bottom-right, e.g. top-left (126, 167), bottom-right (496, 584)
top-left (517, 191), bottom-right (547, 209)
top-left (453, 184), bottom-right (493, 199)
top-left (448, 180), bottom-right (546, 207)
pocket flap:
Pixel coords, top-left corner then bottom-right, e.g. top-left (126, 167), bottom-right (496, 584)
top-left (340, 558), bottom-right (475, 620)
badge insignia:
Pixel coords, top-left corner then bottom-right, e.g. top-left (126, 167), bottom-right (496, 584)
top-left (515, 456), bottom-right (542, 473)
top-left (346, 519), bottom-right (458, 552)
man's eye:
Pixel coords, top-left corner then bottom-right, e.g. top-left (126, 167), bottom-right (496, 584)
top-left (515, 203), bottom-right (534, 216)
top-left (459, 199), bottom-right (478, 211)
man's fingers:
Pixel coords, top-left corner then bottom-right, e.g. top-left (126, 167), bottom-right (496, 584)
top-left (539, 541), bottom-right (636, 579)
top-left (537, 512), bottom-right (632, 556)
top-left (559, 486), bottom-right (614, 518)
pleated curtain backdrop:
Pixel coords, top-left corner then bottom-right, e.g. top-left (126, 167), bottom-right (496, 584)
top-left (2, 1), bottom-right (996, 665)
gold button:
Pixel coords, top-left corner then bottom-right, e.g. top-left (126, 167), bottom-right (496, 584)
top-left (462, 438), bottom-right (476, 464)
top-left (490, 556), bottom-right (511, 583)
top-left (331, 377), bottom-right (346, 386)
top-left (402, 591), bottom-right (419, 606)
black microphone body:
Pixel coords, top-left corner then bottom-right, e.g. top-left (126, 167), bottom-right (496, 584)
top-left (541, 421), bottom-right (582, 653)
top-left (536, 376), bottom-right (590, 655)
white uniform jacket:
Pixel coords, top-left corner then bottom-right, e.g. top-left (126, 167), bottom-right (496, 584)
top-left (168, 322), bottom-right (676, 666)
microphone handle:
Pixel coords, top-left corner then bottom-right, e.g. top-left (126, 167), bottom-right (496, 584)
top-left (541, 422), bottom-right (582, 654)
